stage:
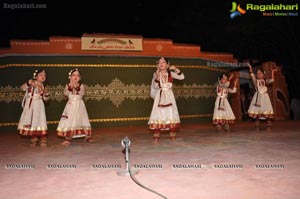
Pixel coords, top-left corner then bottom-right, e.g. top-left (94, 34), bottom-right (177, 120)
top-left (1, 121), bottom-right (299, 199)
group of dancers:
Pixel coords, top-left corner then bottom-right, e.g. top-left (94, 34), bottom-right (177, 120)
top-left (18, 68), bottom-right (94, 147)
top-left (212, 63), bottom-right (276, 133)
top-left (17, 57), bottom-right (276, 146)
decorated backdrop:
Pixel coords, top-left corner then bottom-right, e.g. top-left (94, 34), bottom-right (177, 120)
top-left (0, 56), bottom-right (228, 130)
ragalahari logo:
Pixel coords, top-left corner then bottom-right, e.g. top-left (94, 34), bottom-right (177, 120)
top-left (230, 2), bottom-right (246, 19)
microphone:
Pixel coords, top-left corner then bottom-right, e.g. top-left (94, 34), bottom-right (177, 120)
top-left (121, 136), bottom-right (131, 148)
top-left (121, 137), bottom-right (131, 164)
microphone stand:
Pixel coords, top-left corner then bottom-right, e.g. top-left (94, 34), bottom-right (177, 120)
top-left (116, 137), bottom-right (168, 199)
top-left (117, 136), bottom-right (139, 176)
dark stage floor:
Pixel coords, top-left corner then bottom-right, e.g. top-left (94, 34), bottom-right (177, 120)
top-left (1, 121), bottom-right (300, 199)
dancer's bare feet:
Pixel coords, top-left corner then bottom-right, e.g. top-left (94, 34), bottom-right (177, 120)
top-left (85, 138), bottom-right (95, 143)
top-left (61, 140), bottom-right (71, 146)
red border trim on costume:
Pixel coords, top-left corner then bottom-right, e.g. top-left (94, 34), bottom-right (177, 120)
top-left (57, 129), bottom-right (92, 138)
top-left (19, 130), bottom-right (47, 136)
top-left (149, 123), bottom-right (180, 130)
top-left (213, 119), bottom-right (235, 125)
top-left (248, 113), bottom-right (275, 119)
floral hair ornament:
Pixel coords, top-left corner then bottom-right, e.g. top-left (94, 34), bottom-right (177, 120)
top-left (32, 70), bottom-right (39, 79)
top-left (218, 74), bottom-right (226, 82)
top-left (257, 68), bottom-right (266, 75)
top-left (68, 68), bottom-right (80, 79)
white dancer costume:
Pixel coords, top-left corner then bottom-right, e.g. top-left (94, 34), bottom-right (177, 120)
top-left (148, 70), bottom-right (184, 130)
top-left (57, 83), bottom-right (92, 139)
top-left (18, 81), bottom-right (48, 136)
top-left (213, 81), bottom-right (237, 125)
top-left (248, 73), bottom-right (274, 119)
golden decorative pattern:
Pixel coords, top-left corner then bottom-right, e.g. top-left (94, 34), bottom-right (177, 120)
top-left (0, 63), bottom-right (227, 72)
top-left (0, 85), bottom-right (25, 103)
top-left (0, 114), bottom-right (213, 127)
top-left (0, 79), bottom-right (216, 107)
top-left (173, 84), bottom-right (216, 99)
top-left (0, 84), bottom-right (66, 103)
top-left (85, 78), bottom-right (150, 107)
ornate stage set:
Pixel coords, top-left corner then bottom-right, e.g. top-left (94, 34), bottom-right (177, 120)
top-left (0, 34), bottom-right (290, 130)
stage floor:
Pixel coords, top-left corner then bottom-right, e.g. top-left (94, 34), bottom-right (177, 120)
top-left (1, 121), bottom-right (300, 199)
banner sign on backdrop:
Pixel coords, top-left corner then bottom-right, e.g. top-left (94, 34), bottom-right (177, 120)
top-left (81, 36), bottom-right (143, 51)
